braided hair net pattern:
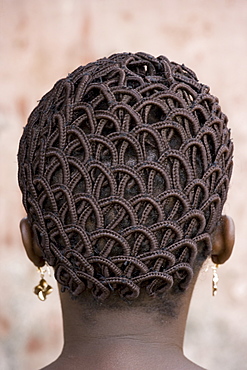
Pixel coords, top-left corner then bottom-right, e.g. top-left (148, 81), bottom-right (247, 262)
top-left (18, 52), bottom-right (233, 301)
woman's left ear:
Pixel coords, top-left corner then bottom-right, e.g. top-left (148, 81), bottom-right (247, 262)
top-left (211, 215), bottom-right (235, 265)
top-left (20, 218), bottom-right (45, 268)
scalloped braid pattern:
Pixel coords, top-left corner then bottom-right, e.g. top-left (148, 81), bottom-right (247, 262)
top-left (18, 52), bottom-right (233, 300)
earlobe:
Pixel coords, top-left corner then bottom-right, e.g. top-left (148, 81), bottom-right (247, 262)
top-left (20, 218), bottom-right (45, 267)
top-left (211, 215), bottom-right (235, 265)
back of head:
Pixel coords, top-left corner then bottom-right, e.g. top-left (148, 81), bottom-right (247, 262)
top-left (18, 52), bottom-right (233, 310)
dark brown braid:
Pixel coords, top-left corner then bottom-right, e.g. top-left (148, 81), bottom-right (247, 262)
top-left (18, 52), bottom-right (233, 301)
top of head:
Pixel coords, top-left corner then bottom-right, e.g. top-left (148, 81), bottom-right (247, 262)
top-left (18, 52), bottom-right (233, 302)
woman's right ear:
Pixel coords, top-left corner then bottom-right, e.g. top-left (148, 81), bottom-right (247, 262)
top-left (211, 215), bottom-right (235, 265)
top-left (20, 218), bottom-right (45, 268)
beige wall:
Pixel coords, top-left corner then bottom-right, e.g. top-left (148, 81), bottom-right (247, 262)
top-left (0, 1), bottom-right (247, 369)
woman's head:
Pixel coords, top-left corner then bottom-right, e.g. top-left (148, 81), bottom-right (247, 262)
top-left (18, 52), bottom-right (233, 310)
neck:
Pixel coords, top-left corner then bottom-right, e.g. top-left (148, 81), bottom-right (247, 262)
top-left (47, 289), bottom-right (203, 370)
top-left (62, 303), bottom-right (185, 350)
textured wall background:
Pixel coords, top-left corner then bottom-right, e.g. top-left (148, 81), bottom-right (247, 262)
top-left (0, 1), bottom-right (247, 369)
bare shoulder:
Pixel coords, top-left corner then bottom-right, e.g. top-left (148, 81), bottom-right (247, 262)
top-left (39, 359), bottom-right (81, 370)
top-left (39, 362), bottom-right (62, 370)
top-left (39, 355), bottom-right (207, 370)
top-left (40, 361), bottom-right (207, 370)
top-left (185, 361), bottom-right (207, 370)
top-left (40, 365), bottom-right (55, 370)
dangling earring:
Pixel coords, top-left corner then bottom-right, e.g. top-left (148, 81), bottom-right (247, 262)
top-left (212, 264), bottom-right (219, 296)
top-left (34, 263), bottom-right (53, 301)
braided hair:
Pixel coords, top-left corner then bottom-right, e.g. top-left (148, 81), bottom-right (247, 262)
top-left (18, 52), bottom-right (233, 302)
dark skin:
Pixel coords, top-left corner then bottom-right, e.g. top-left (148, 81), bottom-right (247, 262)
top-left (20, 215), bottom-right (235, 370)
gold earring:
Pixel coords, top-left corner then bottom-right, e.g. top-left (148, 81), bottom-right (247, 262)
top-left (212, 264), bottom-right (219, 296)
top-left (34, 263), bottom-right (53, 301)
